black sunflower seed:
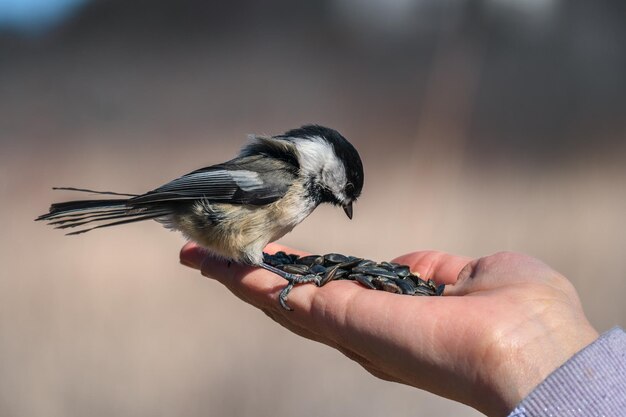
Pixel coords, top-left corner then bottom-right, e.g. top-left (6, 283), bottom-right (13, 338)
top-left (324, 253), bottom-right (350, 265)
top-left (393, 278), bottom-right (417, 295)
top-left (262, 251), bottom-right (444, 305)
top-left (320, 264), bottom-right (342, 286)
top-left (352, 266), bottom-right (398, 279)
top-left (297, 255), bottom-right (324, 267)
top-left (282, 264), bottom-right (310, 275)
top-left (336, 258), bottom-right (364, 270)
top-left (357, 259), bottom-right (377, 268)
top-left (414, 286), bottom-right (437, 296)
top-left (373, 278), bottom-right (402, 294)
top-left (378, 261), bottom-right (396, 271)
top-left (393, 265), bottom-right (411, 278)
top-left (309, 264), bottom-right (327, 275)
top-left (436, 284), bottom-right (445, 296)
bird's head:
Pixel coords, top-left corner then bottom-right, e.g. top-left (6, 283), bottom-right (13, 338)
top-left (282, 125), bottom-right (364, 219)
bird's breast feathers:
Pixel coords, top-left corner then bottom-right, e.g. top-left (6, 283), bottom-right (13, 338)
top-left (170, 180), bottom-right (317, 264)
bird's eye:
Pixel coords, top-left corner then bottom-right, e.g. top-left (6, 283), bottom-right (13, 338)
top-left (345, 183), bottom-right (355, 194)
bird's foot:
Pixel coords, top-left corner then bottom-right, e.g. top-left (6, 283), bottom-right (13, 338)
top-left (260, 262), bottom-right (320, 311)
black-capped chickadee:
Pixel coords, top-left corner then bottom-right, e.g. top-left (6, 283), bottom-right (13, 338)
top-left (37, 125), bottom-right (364, 309)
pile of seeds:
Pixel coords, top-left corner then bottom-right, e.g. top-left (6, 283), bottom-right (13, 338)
top-left (264, 251), bottom-right (445, 297)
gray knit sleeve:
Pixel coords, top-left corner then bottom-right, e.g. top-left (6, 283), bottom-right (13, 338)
top-left (507, 327), bottom-right (626, 417)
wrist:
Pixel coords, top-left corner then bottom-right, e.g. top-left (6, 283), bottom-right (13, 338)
top-left (488, 320), bottom-right (599, 416)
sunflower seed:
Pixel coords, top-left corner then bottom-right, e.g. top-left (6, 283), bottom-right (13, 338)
top-left (393, 265), bottom-right (411, 278)
top-left (297, 255), bottom-right (324, 267)
top-left (320, 263), bottom-right (341, 285)
top-left (335, 257), bottom-right (364, 270)
top-left (373, 278), bottom-right (402, 294)
top-left (357, 259), bottom-right (377, 268)
top-left (350, 273), bottom-right (377, 289)
top-left (393, 278), bottom-right (417, 295)
top-left (352, 266), bottom-right (398, 279)
top-left (261, 250), bottom-right (445, 309)
top-left (309, 264), bottom-right (327, 275)
top-left (414, 286), bottom-right (437, 296)
top-left (324, 253), bottom-right (350, 264)
top-left (281, 264), bottom-right (310, 275)
top-left (436, 284), bottom-right (445, 296)
top-left (379, 261), bottom-right (396, 271)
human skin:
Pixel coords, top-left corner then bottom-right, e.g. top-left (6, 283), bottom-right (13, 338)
top-left (180, 243), bottom-right (599, 416)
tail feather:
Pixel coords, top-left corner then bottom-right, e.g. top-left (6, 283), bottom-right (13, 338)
top-left (52, 187), bottom-right (139, 197)
top-left (37, 187), bottom-right (168, 235)
top-left (54, 210), bottom-right (165, 230)
top-left (37, 199), bottom-right (129, 221)
top-left (46, 209), bottom-right (129, 224)
top-left (65, 213), bottom-right (167, 235)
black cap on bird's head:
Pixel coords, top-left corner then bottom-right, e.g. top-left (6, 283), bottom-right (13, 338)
top-left (281, 125), bottom-right (364, 219)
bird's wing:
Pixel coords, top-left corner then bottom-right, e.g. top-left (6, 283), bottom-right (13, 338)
top-left (129, 156), bottom-right (296, 206)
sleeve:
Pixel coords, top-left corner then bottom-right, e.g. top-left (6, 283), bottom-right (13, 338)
top-left (507, 327), bottom-right (626, 417)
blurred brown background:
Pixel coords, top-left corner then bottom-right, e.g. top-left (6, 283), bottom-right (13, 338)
top-left (1, 1), bottom-right (625, 416)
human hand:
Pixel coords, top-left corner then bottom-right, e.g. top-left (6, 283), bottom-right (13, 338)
top-left (180, 243), bottom-right (599, 416)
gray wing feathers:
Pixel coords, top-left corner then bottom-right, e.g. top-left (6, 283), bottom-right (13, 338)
top-left (155, 170), bottom-right (262, 194)
top-left (130, 162), bottom-right (294, 206)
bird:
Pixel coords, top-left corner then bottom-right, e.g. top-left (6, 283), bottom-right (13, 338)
top-left (37, 125), bottom-right (364, 309)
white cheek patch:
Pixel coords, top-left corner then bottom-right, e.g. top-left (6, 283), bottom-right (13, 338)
top-left (295, 136), bottom-right (347, 197)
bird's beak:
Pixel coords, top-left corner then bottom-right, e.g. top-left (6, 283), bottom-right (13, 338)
top-left (343, 202), bottom-right (353, 219)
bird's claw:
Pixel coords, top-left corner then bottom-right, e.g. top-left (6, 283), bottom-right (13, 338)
top-left (278, 274), bottom-right (320, 310)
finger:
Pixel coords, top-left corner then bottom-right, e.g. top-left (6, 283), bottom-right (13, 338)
top-left (179, 241), bottom-right (310, 270)
top-left (442, 258), bottom-right (479, 297)
top-left (443, 251), bottom-right (565, 297)
top-left (180, 243), bottom-right (396, 345)
top-left (180, 243), bottom-right (349, 343)
top-left (261, 305), bottom-right (338, 347)
top-left (180, 242), bottom-right (318, 312)
top-left (264, 242), bottom-right (311, 258)
top-left (179, 241), bottom-right (206, 270)
top-left (392, 250), bottom-right (473, 285)
top-left (180, 243), bottom-right (463, 393)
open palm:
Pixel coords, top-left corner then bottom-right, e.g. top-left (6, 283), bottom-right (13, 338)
top-left (180, 243), bottom-right (598, 416)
